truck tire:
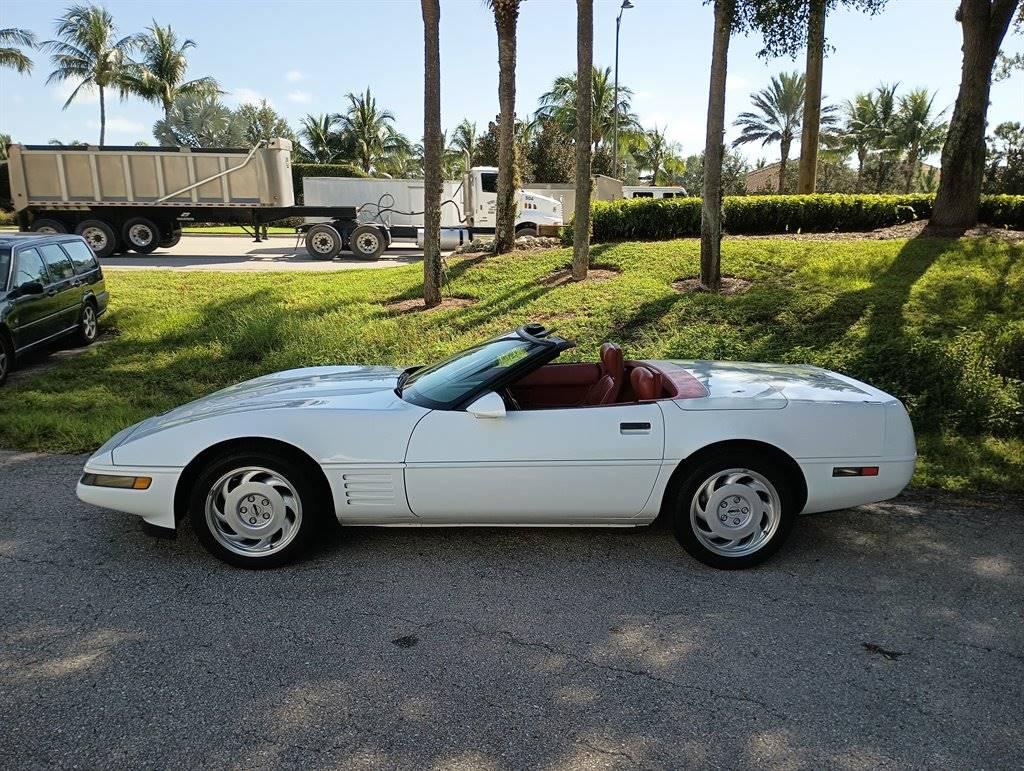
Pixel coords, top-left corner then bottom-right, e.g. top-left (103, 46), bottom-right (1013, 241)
top-left (31, 218), bottom-right (68, 234)
top-left (304, 224), bottom-right (342, 259)
top-left (75, 220), bottom-right (117, 258)
top-left (348, 225), bottom-right (386, 260)
top-left (123, 218), bottom-right (162, 254)
top-left (159, 227), bottom-right (182, 249)
top-left (516, 225), bottom-right (538, 237)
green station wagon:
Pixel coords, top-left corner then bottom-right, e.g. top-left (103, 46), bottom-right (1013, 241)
top-left (0, 233), bottom-right (109, 386)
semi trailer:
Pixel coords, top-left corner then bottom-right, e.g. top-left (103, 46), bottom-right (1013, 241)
top-left (6, 138), bottom-right (563, 260)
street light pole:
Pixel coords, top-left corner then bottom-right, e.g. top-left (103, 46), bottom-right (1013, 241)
top-left (612, 0), bottom-right (633, 179)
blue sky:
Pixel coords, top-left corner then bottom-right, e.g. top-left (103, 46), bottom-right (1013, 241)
top-left (1, 0), bottom-right (1022, 165)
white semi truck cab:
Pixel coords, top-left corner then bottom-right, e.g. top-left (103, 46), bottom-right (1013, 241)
top-left (462, 167), bottom-right (563, 234)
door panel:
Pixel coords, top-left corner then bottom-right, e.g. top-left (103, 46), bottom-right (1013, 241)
top-left (38, 243), bottom-right (82, 331)
top-left (9, 248), bottom-right (58, 350)
top-left (405, 403), bottom-right (665, 522)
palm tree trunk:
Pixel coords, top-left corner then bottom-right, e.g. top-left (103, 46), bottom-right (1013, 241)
top-left (422, 0), bottom-right (443, 307)
top-left (493, 1), bottom-right (520, 255)
top-left (778, 138), bottom-right (790, 194)
top-left (700, 0), bottom-right (733, 292)
top-left (98, 85), bottom-right (106, 147)
top-left (932, 0), bottom-right (1017, 229)
top-left (855, 149), bottom-right (866, 193)
top-left (571, 0), bottom-right (593, 282)
top-left (797, 0), bottom-right (826, 194)
top-left (903, 144), bottom-right (917, 193)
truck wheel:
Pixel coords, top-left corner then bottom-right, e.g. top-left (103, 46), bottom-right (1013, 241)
top-left (75, 220), bottom-right (117, 258)
top-left (304, 224), bottom-right (342, 259)
top-left (32, 218), bottom-right (68, 234)
top-left (349, 225), bottom-right (386, 260)
top-left (159, 227), bottom-right (182, 249)
top-left (123, 218), bottom-right (162, 254)
top-left (516, 226), bottom-right (538, 237)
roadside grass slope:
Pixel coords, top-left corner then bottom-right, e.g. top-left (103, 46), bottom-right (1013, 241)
top-left (1, 235), bottom-right (1021, 493)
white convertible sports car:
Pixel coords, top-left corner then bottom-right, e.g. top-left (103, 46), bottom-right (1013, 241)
top-left (77, 323), bottom-right (916, 569)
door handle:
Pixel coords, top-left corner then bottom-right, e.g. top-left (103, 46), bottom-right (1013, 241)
top-left (620, 422), bottom-right (651, 434)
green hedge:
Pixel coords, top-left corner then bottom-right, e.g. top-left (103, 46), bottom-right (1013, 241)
top-left (562, 193), bottom-right (1024, 243)
top-left (292, 162), bottom-right (368, 204)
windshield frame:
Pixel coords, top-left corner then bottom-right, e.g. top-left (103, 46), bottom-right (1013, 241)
top-left (399, 327), bottom-right (572, 411)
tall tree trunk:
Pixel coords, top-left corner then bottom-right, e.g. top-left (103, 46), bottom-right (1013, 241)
top-left (778, 137), bottom-right (791, 194)
top-left (700, 0), bottom-right (733, 292)
top-left (932, 0), bottom-right (1019, 229)
top-left (903, 143), bottom-right (918, 193)
top-left (493, 1), bottom-right (520, 255)
top-left (98, 85), bottom-right (106, 147)
top-left (572, 0), bottom-right (594, 282)
top-left (422, 0), bottom-right (443, 308)
top-left (798, 0), bottom-right (826, 194)
top-left (855, 150), bottom-right (866, 192)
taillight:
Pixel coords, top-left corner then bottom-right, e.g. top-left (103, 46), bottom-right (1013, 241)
top-left (832, 466), bottom-right (880, 477)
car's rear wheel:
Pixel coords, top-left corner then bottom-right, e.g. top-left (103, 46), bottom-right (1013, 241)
top-left (75, 302), bottom-right (98, 346)
top-left (0, 334), bottom-right (13, 386)
top-left (189, 450), bottom-right (320, 568)
top-left (672, 451), bottom-right (796, 569)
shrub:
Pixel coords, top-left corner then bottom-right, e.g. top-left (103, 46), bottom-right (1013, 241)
top-left (562, 193), bottom-right (1024, 243)
top-left (0, 209), bottom-right (15, 226)
top-left (292, 162), bottom-right (368, 204)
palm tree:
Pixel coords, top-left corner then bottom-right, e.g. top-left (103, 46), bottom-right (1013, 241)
top-left (298, 113), bottom-right (340, 163)
top-left (448, 119), bottom-right (478, 167)
top-left (486, 0), bottom-right (521, 255)
top-left (153, 91), bottom-right (242, 147)
top-left (0, 28), bottom-right (36, 73)
top-left (572, 0), bottom-right (594, 282)
top-left (632, 125), bottom-right (672, 184)
top-left (44, 5), bottom-right (139, 147)
top-left (834, 92), bottom-right (877, 192)
top-left (893, 88), bottom-right (948, 193)
top-left (422, 0), bottom-right (443, 307)
top-left (732, 72), bottom-right (806, 194)
top-left (701, 0), bottom-right (733, 292)
top-left (338, 88), bottom-right (402, 174)
top-left (865, 83), bottom-right (900, 192)
top-left (130, 21), bottom-right (219, 121)
top-left (536, 65), bottom-right (639, 153)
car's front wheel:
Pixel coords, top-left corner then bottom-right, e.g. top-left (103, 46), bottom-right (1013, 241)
top-left (672, 452), bottom-right (796, 569)
top-left (189, 450), bottom-right (321, 568)
top-left (0, 334), bottom-right (13, 386)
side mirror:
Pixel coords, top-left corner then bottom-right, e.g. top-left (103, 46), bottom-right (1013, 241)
top-left (465, 391), bottom-right (506, 419)
top-left (18, 280), bottom-right (44, 296)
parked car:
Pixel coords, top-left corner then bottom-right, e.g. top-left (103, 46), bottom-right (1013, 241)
top-left (0, 233), bottom-right (108, 386)
top-left (77, 324), bottom-right (916, 570)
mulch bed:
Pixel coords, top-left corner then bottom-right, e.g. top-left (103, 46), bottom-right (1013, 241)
top-left (384, 297), bottom-right (476, 315)
top-left (672, 275), bottom-right (753, 295)
top-left (726, 220), bottom-right (1023, 242)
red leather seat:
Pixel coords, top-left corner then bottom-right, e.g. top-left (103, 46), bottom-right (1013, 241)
top-left (583, 343), bottom-right (625, 405)
top-left (630, 366), bottom-right (664, 401)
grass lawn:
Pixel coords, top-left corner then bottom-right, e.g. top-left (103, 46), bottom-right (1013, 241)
top-left (1, 236), bottom-right (1021, 493)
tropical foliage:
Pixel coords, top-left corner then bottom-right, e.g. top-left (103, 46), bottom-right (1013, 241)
top-left (129, 22), bottom-right (219, 120)
top-left (0, 27), bottom-right (36, 74)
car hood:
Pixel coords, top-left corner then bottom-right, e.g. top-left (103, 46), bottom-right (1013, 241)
top-left (127, 365), bottom-right (407, 440)
top-left (651, 360), bottom-right (894, 410)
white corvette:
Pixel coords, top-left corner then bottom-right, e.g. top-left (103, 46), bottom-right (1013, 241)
top-left (77, 323), bottom-right (916, 569)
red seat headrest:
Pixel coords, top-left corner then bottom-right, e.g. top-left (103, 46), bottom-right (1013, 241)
top-left (599, 342), bottom-right (624, 380)
top-left (631, 366), bottom-right (664, 401)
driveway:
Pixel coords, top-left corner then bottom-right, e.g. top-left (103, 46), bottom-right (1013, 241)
top-left (1, 450), bottom-right (1021, 769)
top-left (101, 234), bottom-right (430, 272)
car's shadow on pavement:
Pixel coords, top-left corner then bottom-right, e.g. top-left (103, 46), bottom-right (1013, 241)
top-left (1, 450), bottom-right (1022, 769)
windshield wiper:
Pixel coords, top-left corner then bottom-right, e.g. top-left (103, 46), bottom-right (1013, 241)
top-left (395, 368), bottom-right (411, 397)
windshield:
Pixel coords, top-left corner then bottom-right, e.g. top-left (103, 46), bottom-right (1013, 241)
top-left (401, 336), bottom-right (540, 408)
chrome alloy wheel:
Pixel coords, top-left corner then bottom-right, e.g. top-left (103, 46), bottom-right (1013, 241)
top-left (310, 231), bottom-right (336, 254)
top-left (81, 226), bottom-right (109, 252)
top-left (354, 232), bottom-right (380, 256)
top-left (689, 468), bottom-right (781, 557)
top-left (205, 466), bottom-right (303, 557)
top-left (81, 305), bottom-right (97, 340)
top-left (128, 223), bottom-right (155, 247)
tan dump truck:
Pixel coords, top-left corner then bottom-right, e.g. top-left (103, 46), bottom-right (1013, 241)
top-left (5, 138), bottom-right (386, 259)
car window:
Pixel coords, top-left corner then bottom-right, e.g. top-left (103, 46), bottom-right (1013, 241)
top-left (39, 243), bottom-right (77, 282)
top-left (481, 172), bottom-right (498, 194)
top-left (0, 250), bottom-right (10, 291)
top-left (14, 248), bottom-right (49, 288)
top-left (402, 337), bottom-right (539, 408)
top-left (62, 239), bottom-right (99, 274)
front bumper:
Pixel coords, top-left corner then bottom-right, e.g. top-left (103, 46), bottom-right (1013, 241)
top-left (76, 462), bottom-right (181, 529)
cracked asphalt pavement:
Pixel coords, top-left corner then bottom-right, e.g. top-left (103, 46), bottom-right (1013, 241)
top-left (1, 450), bottom-right (1022, 769)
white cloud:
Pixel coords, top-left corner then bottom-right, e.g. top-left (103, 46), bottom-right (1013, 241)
top-left (86, 116), bottom-right (146, 134)
top-left (287, 90), bottom-right (312, 104)
top-left (285, 69), bottom-right (305, 83)
top-left (53, 80), bottom-right (98, 105)
top-left (226, 87), bottom-right (270, 107)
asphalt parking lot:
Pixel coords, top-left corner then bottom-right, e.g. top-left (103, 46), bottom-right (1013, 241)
top-left (101, 234), bottom-right (430, 272)
top-left (1, 450), bottom-right (1021, 769)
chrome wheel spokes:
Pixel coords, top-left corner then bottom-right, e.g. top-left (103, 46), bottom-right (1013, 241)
top-left (690, 468), bottom-right (781, 557)
top-left (82, 307), bottom-right (97, 339)
top-left (205, 466), bottom-right (302, 557)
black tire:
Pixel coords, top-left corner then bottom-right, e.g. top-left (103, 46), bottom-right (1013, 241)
top-left (122, 217), bottom-right (162, 254)
top-left (75, 301), bottom-right (99, 346)
top-left (348, 224), bottom-right (386, 260)
top-left (75, 219), bottom-right (117, 258)
top-left (31, 218), bottom-right (68, 234)
top-left (189, 449), bottom-right (325, 569)
top-left (159, 227), bottom-right (182, 248)
top-left (672, 450), bottom-right (797, 570)
top-left (0, 333), bottom-right (13, 387)
top-left (304, 223), bottom-right (342, 259)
